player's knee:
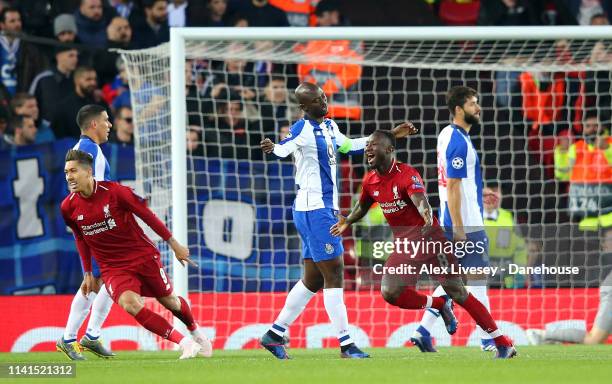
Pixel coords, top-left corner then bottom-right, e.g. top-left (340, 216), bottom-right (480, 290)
top-left (118, 292), bottom-right (144, 315)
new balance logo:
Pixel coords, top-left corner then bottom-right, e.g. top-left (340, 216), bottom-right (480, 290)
top-left (77, 215), bottom-right (84, 221)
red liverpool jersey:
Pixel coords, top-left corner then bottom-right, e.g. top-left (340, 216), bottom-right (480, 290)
top-left (359, 160), bottom-right (441, 238)
top-left (61, 181), bottom-right (172, 273)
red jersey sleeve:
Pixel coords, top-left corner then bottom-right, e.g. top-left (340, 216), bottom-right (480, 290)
top-left (115, 185), bottom-right (173, 241)
top-left (405, 167), bottom-right (426, 196)
top-left (61, 198), bottom-right (93, 273)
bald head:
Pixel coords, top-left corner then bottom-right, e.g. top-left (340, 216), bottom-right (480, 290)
top-left (295, 82), bottom-right (328, 119)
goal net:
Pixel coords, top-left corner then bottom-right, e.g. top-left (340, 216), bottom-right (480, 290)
top-left (120, 27), bottom-right (612, 349)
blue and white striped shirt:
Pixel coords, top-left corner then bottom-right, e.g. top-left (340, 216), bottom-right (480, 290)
top-left (273, 117), bottom-right (368, 211)
top-left (73, 135), bottom-right (110, 181)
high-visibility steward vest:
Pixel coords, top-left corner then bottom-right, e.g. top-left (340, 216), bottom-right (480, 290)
top-left (269, 0), bottom-right (318, 26)
top-left (484, 208), bottom-right (527, 265)
top-left (297, 40), bottom-right (363, 120)
top-left (554, 145), bottom-right (571, 181)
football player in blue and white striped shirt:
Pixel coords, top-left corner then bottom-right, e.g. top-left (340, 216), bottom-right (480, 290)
top-left (260, 82), bottom-right (417, 359)
top-left (412, 86), bottom-right (508, 356)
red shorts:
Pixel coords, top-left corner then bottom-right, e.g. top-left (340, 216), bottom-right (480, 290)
top-left (383, 233), bottom-right (460, 287)
top-left (101, 257), bottom-right (173, 303)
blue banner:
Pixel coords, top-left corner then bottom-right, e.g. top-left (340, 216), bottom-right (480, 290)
top-left (0, 140), bottom-right (301, 294)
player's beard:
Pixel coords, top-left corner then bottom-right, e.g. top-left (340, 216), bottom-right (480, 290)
top-left (464, 111), bottom-right (480, 125)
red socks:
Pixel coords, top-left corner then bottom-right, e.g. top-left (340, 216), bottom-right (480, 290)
top-left (134, 307), bottom-right (184, 344)
top-left (171, 296), bottom-right (197, 332)
top-left (457, 293), bottom-right (512, 347)
top-left (392, 288), bottom-right (445, 310)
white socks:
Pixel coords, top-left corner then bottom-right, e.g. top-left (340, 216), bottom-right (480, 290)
top-left (270, 280), bottom-right (316, 336)
top-left (63, 290), bottom-right (95, 341)
top-left (323, 288), bottom-right (353, 347)
top-left (63, 284), bottom-right (113, 341)
top-left (85, 284), bottom-right (114, 339)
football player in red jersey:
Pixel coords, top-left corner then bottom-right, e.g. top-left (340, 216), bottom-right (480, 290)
top-left (330, 130), bottom-right (517, 358)
top-left (60, 149), bottom-right (212, 359)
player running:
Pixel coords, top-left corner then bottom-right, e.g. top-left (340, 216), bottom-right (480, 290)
top-left (60, 149), bottom-right (212, 360)
top-left (527, 271), bottom-right (611, 345)
top-left (259, 82), bottom-right (417, 359)
top-left (330, 130), bottom-right (517, 359)
top-left (413, 86), bottom-right (497, 352)
top-left (57, 105), bottom-right (116, 360)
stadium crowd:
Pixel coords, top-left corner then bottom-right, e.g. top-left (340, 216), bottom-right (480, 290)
top-left (0, 0), bottom-right (610, 289)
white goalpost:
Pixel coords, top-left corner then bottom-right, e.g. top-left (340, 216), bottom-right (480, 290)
top-left (121, 26), bottom-right (612, 349)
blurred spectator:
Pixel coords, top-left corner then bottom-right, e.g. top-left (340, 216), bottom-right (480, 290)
top-left (567, 111), bottom-right (612, 243)
top-left (132, 0), bottom-right (170, 49)
top-left (232, 0), bottom-right (290, 27)
top-left (29, 46), bottom-right (78, 123)
top-left (112, 0), bottom-right (137, 19)
top-left (269, 0), bottom-right (317, 26)
top-left (477, 0), bottom-right (539, 26)
top-left (483, 184), bottom-right (527, 288)
top-left (168, 0), bottom-right (209, 27)
top-left (109, 106), bottom-right (133, 146)
top-left (567, 0), bottom-right (611, 25)
top-left (186, 125), bottom-right (203, 156)
top-left (297, 2), bottom-right (362, 120)
top-left (315, 0), bottom-right (350, 26)
top-left (14, 0), bottom-right (52, 37)
top-left (554, 129), bottom-right (573, 182)
top-left (203, 99), bottom-right (262, 160)
top-left (0, 107), bottom-right (10, 150)
top-left (208, 43), bottom-right (256, 102)
top-left (53, 14), bottom-right (78, 43)
top-left (590, 12), bottom-right (610, 24)
top-left (0, 7), bottom-right (47, 96)
top-left (75, 0), bottom-right (116, 48)
top-left (94, 16), bottom-right (133, 85)
top-left (10, 93), bottom-right (55, 143)
top-left (102, 57), bottom-right (131, 112)
top-left (519, 69), bottom-right (567, 134)
top-left (9, 115), bottom-right (37, 146)
top-left (203, 0), bottom-right (229, 26)
top-left (579, 42), bottom-right (612, 129)
top-left (52, 66), bottom-right (107, 138)
top-left (259, 75), bottom-right (291, 135)
top-left (537, 0), bottom-right (577, 25)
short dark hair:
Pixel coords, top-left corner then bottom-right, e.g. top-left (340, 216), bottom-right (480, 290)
top-left (76, 104), bottom-right (106, 131)
top-left (315, 0), bottom-right (340, 16)
top-left (0, 7), bottom-right (20, 24)
top-left (73, 66), bottom-right (96, 80)
top-left (9, 92), bottom-right (35, 112)
top-left (372, 129), bottom-right (396, 149)
top-left (446, 86), bottom-right (478, 115)
top-left (143, 0), bottom-right (167, 9)
top-left (65, 149), bottom-right (93, 168)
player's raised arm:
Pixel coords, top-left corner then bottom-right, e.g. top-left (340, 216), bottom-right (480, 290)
top-left (115, 185), bottom-right (197, 267)
top-left (333, 121), bottom-right (418, 156)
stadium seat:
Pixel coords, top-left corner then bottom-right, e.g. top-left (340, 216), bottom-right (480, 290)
top-left (438, 0), bottom-right (480, 26)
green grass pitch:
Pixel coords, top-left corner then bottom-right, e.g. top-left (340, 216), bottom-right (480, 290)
top-left (1, 346), bottom-right (610, 384)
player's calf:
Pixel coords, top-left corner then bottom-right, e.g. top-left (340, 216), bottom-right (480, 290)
top-left (118, 290), bottom-right (144, 316)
